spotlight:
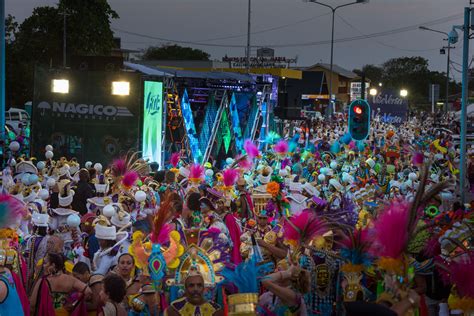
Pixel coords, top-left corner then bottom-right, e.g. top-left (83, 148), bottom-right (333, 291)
top-left (52, 79), bottom-right (69, 94)
top-left (112, 81), bottom-right (130, 96)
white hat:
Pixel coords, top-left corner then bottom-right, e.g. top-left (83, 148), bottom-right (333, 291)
top-left (329, 179), bottom-right (343, 192)
top-left (15, 161), bottom-right (38, 175)
top-left (289, 181), bottom-right (303, 193)
top-left (95, 224), bottom-right (117, 240)
top-left (303, 182), bottom-right (319, 196)
top-left (366, 158), bottom-right (375, 169)
top-left (52, 208), bottom-right (78, 217)
top-left (179, 166), bottom-right (190, 178)
top-left (32, 212), bottom-right (50, 227)
top-left (58, 179), bottom-right (75, 207)
top-left (110, 211), bottom-right (131, 228)
top-left (258, 173), bottom-right (271, 184)
top-left (94, 183), bottom-right (109, 194)
top-left (279, 168), bottom-right (288, 177)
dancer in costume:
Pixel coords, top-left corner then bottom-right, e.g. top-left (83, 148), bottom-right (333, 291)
top-left (165, 266), bottom-right (223, 316)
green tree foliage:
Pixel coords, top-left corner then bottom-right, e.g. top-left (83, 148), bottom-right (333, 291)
top-left (142, 44), bottom-right (210, 61)
top-left (6, 0), bottom-right (119, 106)
top-left (355, 56), bottom-right (461, 107)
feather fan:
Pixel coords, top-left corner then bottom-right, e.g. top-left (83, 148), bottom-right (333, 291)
top-left (0, 194), bottom-right (26, 227)
top-left (274, 140), bottom-right (289, 156)
top-left (189, 164), bottom-right (204, 180)
top-left (244, 139), bottom-right (259, 159)
top-left (281, 158), bottom-right (291, 170)
top-left (223, 168), bottom-right (239, 187)
top-left (121, 171), bottom-right (139, 189)
top-left (283, 210), bottom-right (326, 244)
top-left (170, 153), bottom-right (180, 168)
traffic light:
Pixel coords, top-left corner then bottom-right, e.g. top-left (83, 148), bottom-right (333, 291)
top-left (348, 99), bottom-right (371, 141)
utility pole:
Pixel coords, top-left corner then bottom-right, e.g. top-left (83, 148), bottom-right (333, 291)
top-left (460, 7), bottom-right (470, 204)
top-left (246, 0), bottom-right (251, 73)
top-left (0, 0), bottom-right (5, 142)
top-left (60, 9), bottom-right (69, 68)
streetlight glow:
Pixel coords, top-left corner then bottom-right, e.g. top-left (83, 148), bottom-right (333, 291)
top-left (378, 82), bottom-right (383, 87)
top-left (369, 88), bottom-right (377, 96)
top-left (400, 89), bottom-right (408, 97)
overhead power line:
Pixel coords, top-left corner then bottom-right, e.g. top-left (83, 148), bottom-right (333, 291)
top-left (112, 12), bottom-right (462, 48)
top-left (336, 13), bottom-right (440, 52)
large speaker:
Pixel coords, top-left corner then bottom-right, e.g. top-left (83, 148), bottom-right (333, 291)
top-left (70, 56), bottom-right (124, 72)
top-left (275, 92), bottom-right (303, 120)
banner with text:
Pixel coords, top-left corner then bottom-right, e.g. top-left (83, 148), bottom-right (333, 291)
top-left (369, 91), bottom-right (408, 126)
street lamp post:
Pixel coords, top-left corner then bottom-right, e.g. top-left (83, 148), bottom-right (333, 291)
top-left (419, 26), bottom-right (453, 113)
top-left (306, 0), bottom-right (368, 118)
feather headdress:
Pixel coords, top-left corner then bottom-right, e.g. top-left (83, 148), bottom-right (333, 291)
top-left (265, 131), bottom-right (281, 145)
top-left (111, 158), bottom-right (128, 178)
top-left (371, 163), bottom-right (449, 273)
top-left (340, 228), bottom-right (373, 271)
top-left (150, 192), bottom-right (174, 244)
top-left (220, 253), bottom-right (274, 294)
top-left (274, 140), bottom-right (289, 156)
top-left (121, 171), bottom-right (139, 189)
top-left (244, 139), bottom-right (259, 159)
top-left (170, 153), bottom-right (180, 168)
top-left (189, 164), bottom-right (204, 183)
top-left (283, 210), bottom-right (326, 247)
top-left (449, 253), bottom-right (474, 299)
top-left (0, 194), bottom-right (26, 228)
top-left (222, 168), bottom-right (239, 187)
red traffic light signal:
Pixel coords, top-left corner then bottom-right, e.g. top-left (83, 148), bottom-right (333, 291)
top-left (353, 105), bottom-right (363, 115)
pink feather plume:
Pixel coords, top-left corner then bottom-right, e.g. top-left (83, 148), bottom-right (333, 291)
top-left (274, 140), bottom-right (289, 155)
top-left (222, 168), bottom-right (239, 187)
top-left (244, 139), bottom-right (259, 159)
top-left (0, 194), bottom-right (26, 227)
top-left (238, 156), bottom-right (253, 170)
top-left (371, 200), bottom-right (410, 258)
top-left (170, 153), bottom-right (180, 168)
top-left (283, 210), bottom-right (325, 243)
top-left (449, 254), bottom-right (474, 298)
top-left (156, 223), bottom-right (172, 245)
top-left (121, 170), bottom-right (139, 188)
top-left (412, 152), bottom-right (424, 166)
top-left (112, 158), bottom-right (127, 177)
top-left (189, 164), bottom-right (204, 180)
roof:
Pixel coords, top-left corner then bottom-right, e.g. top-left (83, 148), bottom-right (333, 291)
top-left (124, 62), bottom-right (254, 82)
top-left (306, 63), bottom-right (357, 79)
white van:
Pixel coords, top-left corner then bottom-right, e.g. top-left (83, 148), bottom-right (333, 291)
top-left (5, 108), bottom-right (30, 134)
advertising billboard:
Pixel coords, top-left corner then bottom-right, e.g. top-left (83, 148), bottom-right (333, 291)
top-left (32, 67), bottom-right (141, 164)
top-left (142, 81), bottom-right (163, 167)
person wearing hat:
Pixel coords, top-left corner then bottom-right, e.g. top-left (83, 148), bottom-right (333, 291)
top-left (72, 168), bottom-right (95, 216)
top-left (235, 177), bottom-right (254, 223)
top-left (214, 196), bottom-right (242, 265)
top-left (80, 213), bottom-right (100, 263)
top-left (165, 266), bottom-right (223, 316)
top-left (287, 180), bottom-right (307, 215)
top-left (92, 218), bottom-right (128, 276)
top-left (25, 211), bottom-right (50, 291)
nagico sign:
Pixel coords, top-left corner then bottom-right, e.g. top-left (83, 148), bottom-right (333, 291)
top-left (36, 101), bottom-right (133, 118)
top-left (369, 91), bottom-right (408, 125)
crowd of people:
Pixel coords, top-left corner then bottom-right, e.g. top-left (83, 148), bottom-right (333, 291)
top-left (0, 114), bottom-right (472, 316)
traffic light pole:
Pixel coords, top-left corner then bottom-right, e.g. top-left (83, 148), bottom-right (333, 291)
top-left (460, 7), bottom-right (470, 204)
